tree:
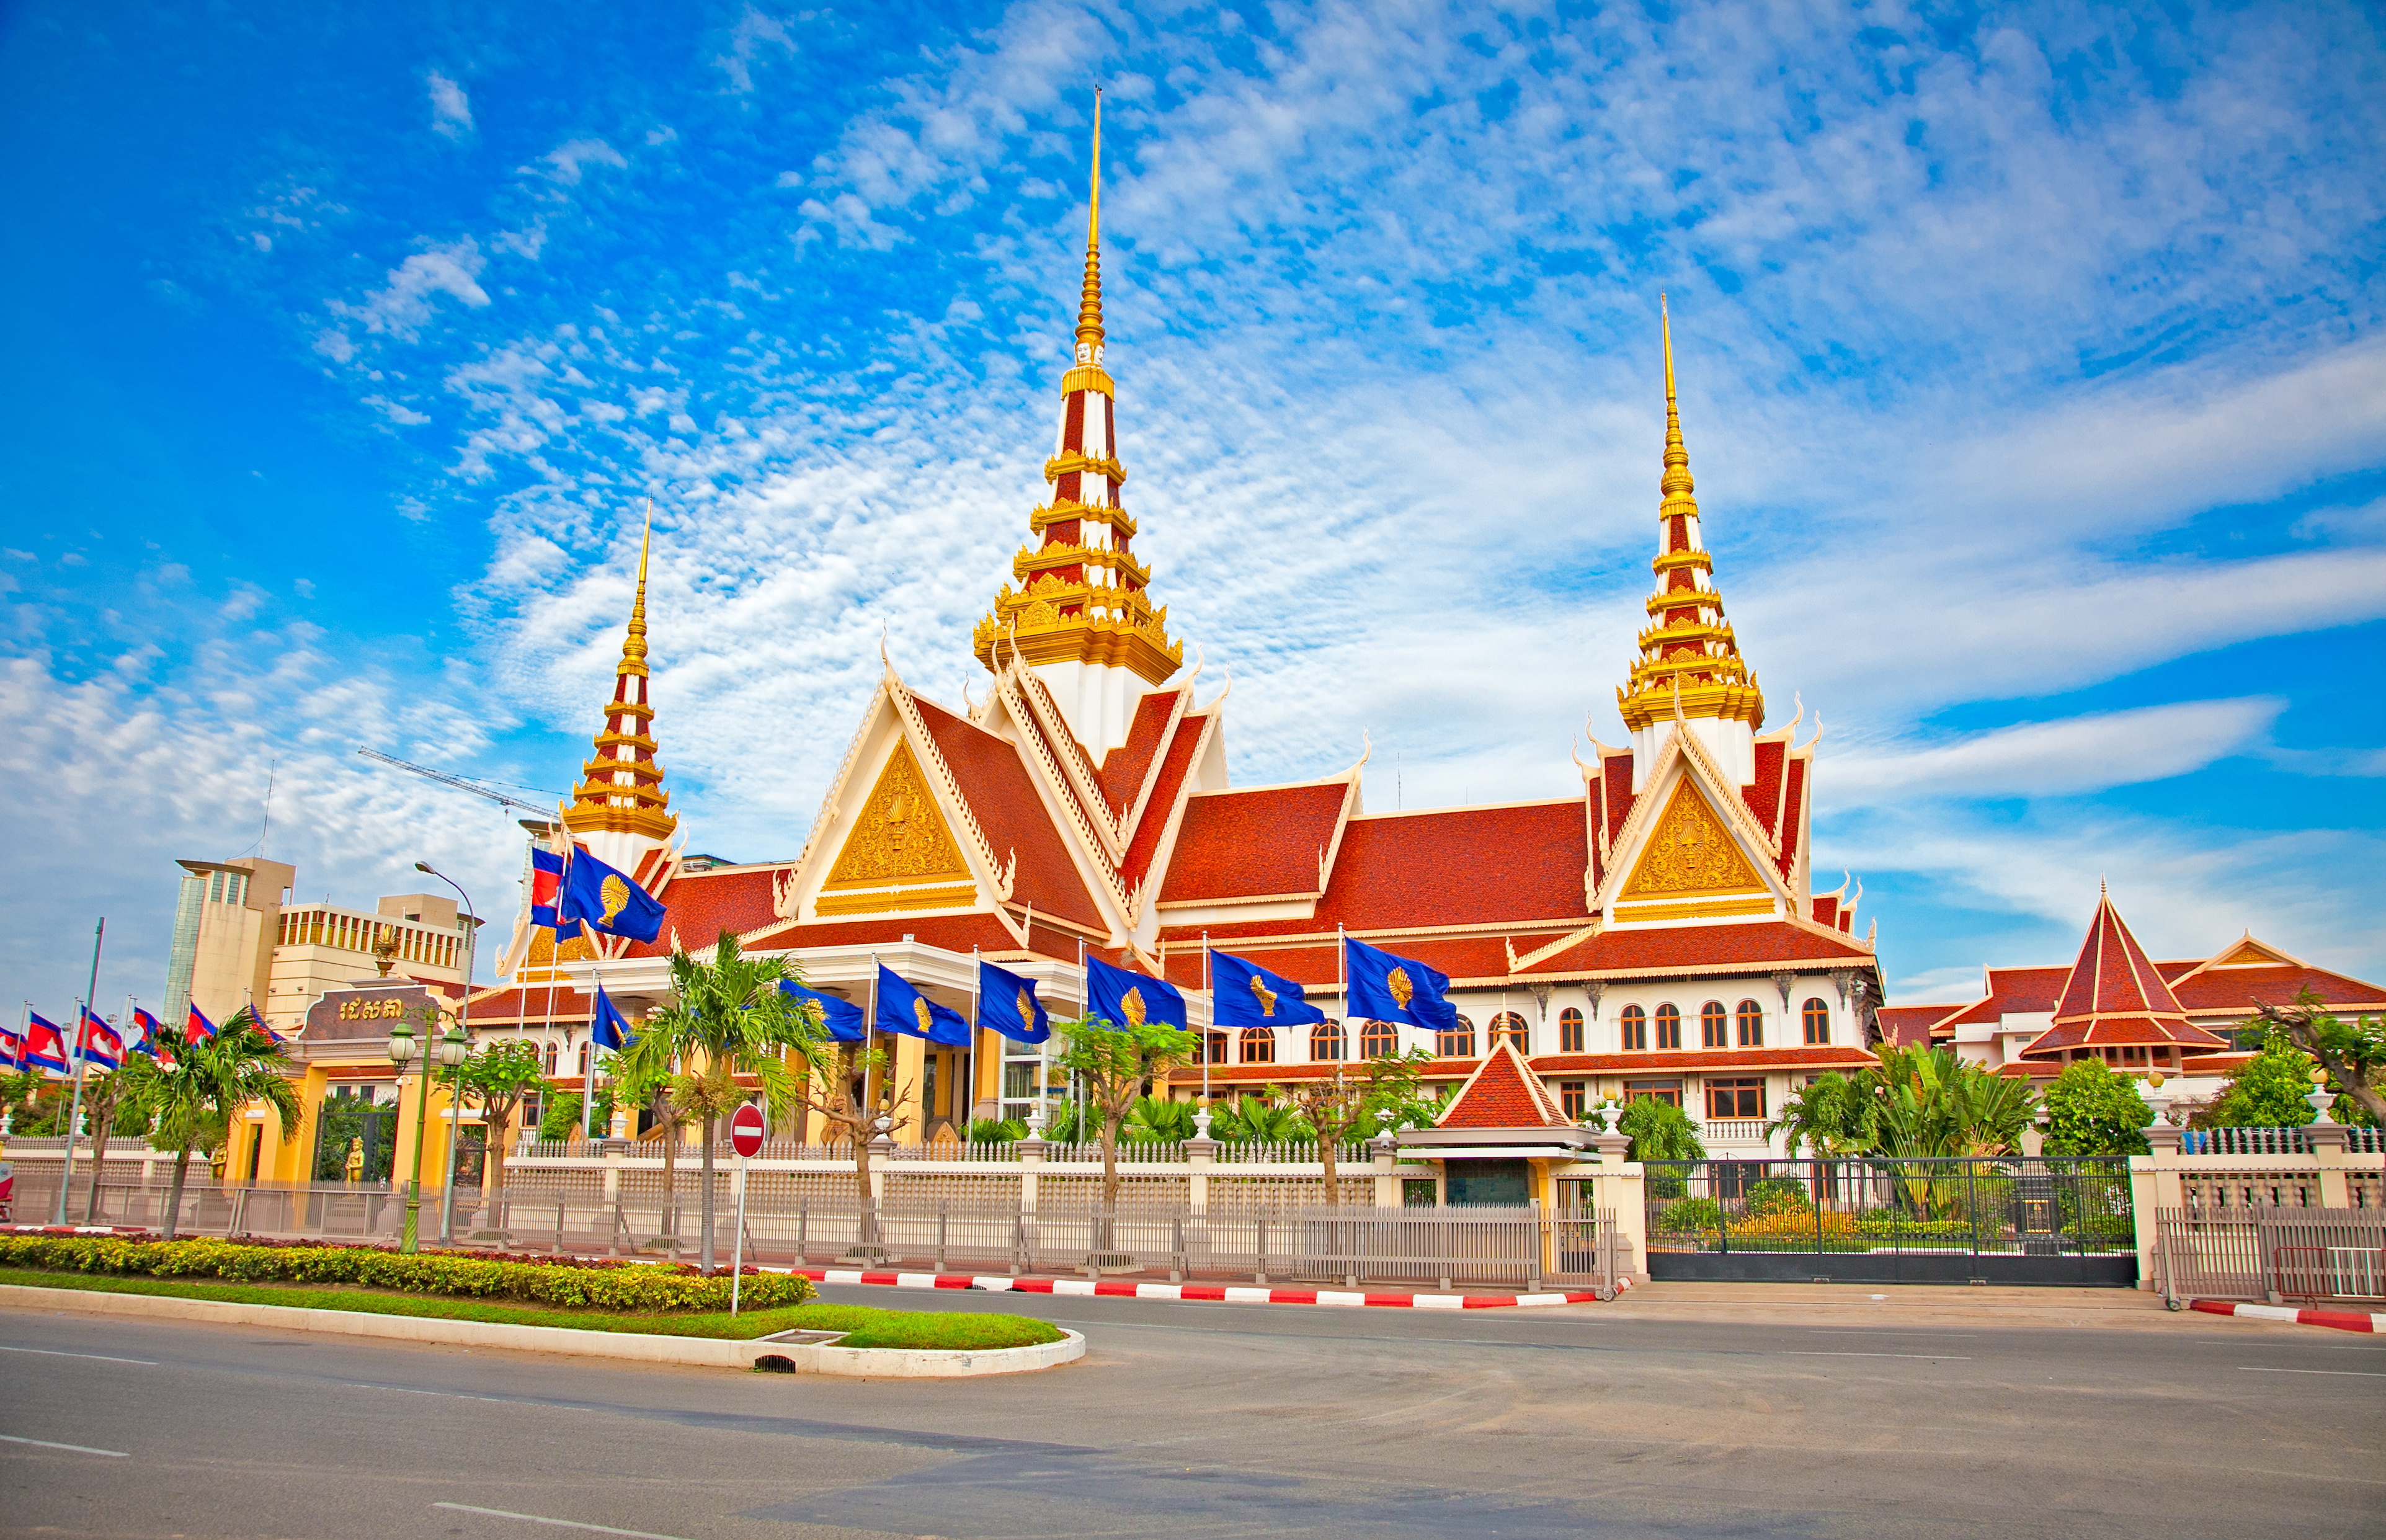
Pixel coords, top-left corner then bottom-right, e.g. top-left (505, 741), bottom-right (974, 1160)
top-left (1273, 1050), bottom-right (1440, 1204)
top-left (625, 930), bottom-right (814, 1272)
top-left (120, 1019), bottom-right (300, 1240)
top-left (540, 1087), bottom-right (614, 1141)
top-left (1123, 1095), bottom-right (1196, 1143)
top-left (1863, 1046), bottom-right (2037, 1160)
top-left (2248, 990), bottom-right (2386, 1126)
top-left (2200, 1035), bottom-right (2320, 1128)
top-left (79, 1067), bottom-right (155, 1224)
top-left (458, 1039), bottom-right (550, 1208)
top-left (2041, 1059), bottom-right (2152, 1157)
top-left (1206, 1093), bottom-right (1309, 1143)
top-left (1351, 1048), bottom-right (1443, 1139)
top-left (1620, 1098), bottom-right (1706, 1162)
top-left (1766, 1071), bottom-right (1876, 1157)
top-left (1050, 1015), bottom-right (1197, 1213)
top-left (790, 1037), bottom-right (904, 1249)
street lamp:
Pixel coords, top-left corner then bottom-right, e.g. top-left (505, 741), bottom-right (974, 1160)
top-left (389, 1014), bottom-right (471, 1253)
top-left (416, 861), bottom-right (477, 1245)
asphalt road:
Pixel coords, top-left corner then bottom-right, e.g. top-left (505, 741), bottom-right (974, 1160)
top-left (2, 1284), bottom-right (2380, 1539)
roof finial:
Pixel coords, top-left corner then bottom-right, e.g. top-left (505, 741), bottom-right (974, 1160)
top-left (1658, 294), bottom-right (1693, 518)
top-left (1074, 87), bottom-right (1105, 359)
top-left (624, 496), bottom-right (652, 664)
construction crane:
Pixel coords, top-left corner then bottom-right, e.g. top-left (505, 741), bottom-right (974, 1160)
top-left (356, 747), bottom-right (561, 821)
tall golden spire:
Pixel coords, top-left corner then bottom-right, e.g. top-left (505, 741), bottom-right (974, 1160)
top-left (972, 92), bottom-right (1181, 693)
top-left (1618, 297), bottom-right (1763, 736)
top-left (1074, 86), bottom-right (1105, 359)
top-left (564, 498), bottom-right (677, 842)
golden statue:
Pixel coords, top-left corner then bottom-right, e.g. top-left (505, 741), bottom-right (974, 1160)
top-left (344, 1136), bottom-right (365, 1183)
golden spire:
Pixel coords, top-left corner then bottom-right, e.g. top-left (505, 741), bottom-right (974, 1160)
top-left (1074, 87), bottom-right (1105, 360)
top-left (564, 497), bottom-right (675, 842)
top-left (1617, 297), bottom-right (1762, 736)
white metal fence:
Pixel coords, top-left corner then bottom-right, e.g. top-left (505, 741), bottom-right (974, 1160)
top-left (2153, 1207), bottom-right (2386, 1306)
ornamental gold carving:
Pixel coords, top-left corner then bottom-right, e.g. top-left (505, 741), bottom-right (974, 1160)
top-left (1621, 778), bottom-right (1763, 897)
top-left (822, 741), bottom-right (972, 891)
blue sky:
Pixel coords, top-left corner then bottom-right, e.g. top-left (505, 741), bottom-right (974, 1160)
top-left (3, 0), bottom-right (2381, 1018)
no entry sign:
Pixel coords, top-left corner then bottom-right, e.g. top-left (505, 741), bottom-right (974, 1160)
top-left (730, 1103), bottom-right (767, 1159)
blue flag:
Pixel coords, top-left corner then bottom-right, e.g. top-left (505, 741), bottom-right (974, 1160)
top-left (1085, 953), bottom-right (1187, 1032)
top-left (875, 965), bottom-right (971, 1048)
top-left (1344, 936), bottom-right (1458, 1031)
top-left (556, 845), bottom-right (666, 943)
top-left (1210, 950), bottom-right (1326, 1028)
top-left (780, 979), bottom-right (866, 1044)
top-left (976, 959), bottom-right (1051, 1044)
top-left (530, 847), bottom-right (564, 931)
top-left (589, 985), bottom-right (639, 1053)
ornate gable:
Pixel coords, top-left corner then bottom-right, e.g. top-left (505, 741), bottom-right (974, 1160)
top-left (817, 739), bottom-right (977, 915)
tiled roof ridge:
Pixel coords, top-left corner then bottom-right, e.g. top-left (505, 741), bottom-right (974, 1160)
top-left (1436, 1040), bottom-right (1570, 1128)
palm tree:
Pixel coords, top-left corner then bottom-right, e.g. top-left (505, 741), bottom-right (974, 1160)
top-left (1766, 1072), bottom-right (1876, 1157)
top-left (623, 930), bottom-right (814, 1272)
top-left (122, 1019), bottom-right (300, 1240)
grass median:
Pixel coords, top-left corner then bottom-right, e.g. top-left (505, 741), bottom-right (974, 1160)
top-left (0, 1266), bottom-right (1063, 1350)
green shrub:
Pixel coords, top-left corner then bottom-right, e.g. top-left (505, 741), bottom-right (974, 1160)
top-left (0, 1237), bottom-right (814, 1313)
top-left (1743, 1178), bottom-right (1813, 1217)
top-left (1655, 1196), bottom-right (1723, 1233)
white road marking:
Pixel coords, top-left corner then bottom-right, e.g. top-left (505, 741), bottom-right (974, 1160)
top-left (432, 1502), bottom-right (692, 1538)
top-left (2237, 1366), bottom-right (2386, 1378)
top-left (0, 1433), bottom-right (130, 1457)
top-left (0, 1344), bottom-right (157, 1365)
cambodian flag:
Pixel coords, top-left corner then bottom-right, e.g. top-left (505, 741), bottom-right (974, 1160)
top-left (0, 1021), bottom-right (22, 1072)
top-left (76, 1009), bottom-right (122, 1072)
top-left (529, 846), bottom-right (564, 931)
top-left (130, 1007), bottom-right (169, 1061)
top-left (24, 1013), bottom-right (71, 1075)
top-left (185, 1003), bottom-right (218, 1046)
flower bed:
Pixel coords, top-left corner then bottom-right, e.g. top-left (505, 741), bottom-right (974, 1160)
top-left (0, 1235), bottom-right (814, 1313)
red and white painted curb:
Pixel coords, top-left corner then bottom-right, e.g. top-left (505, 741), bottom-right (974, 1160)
top-left (795, 1267), bottom-right (1607, 1310)
top-left (2189, 1299), bottom-right (2383, 1334)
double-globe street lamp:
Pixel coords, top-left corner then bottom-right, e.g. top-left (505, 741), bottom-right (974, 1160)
top-left (414, 861), bottom-right (479, 1247)
top-left (388, 1012), bottom-right (468, 1253)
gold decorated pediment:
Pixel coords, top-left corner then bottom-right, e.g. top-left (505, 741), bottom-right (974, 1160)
top-left (1620, 777), bottom-right (1765, 899)
top-left (823, 741), bottom-right (973, 892)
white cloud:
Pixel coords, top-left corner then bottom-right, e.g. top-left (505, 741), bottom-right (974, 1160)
top-left (363, 394), bottom-right (432, 426)
top-left (1828, 699), bottom-right (2286, 803)
top-left (427, 71), bottom-right (473, 139)
top-left (713, 6), bottom-right (795, 94)
top-left (327, 238), bottom-right (491, 342)
top-left (532, 139), bottom-right (626, 187)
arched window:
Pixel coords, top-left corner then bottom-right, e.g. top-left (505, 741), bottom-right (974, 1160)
top-left (1490, 1012), bottom-right (1529, 1053)
top-left (1559, 1007), bottom-right (1585, 1054)
top-left (1737, 1000), bottom-right (1763, 1048)
top-left (1311, 1020), bottom-right (1345, 1062)
top-left (1204, 1030), bottom-right (1229, 1065)
top-left (1619, 1004), bottom-right (1648, 1052)
top-left (543, 1041), bottom-right (558, 1075)
top-left (1803, 998), bottom-right (1831, 1044)
top-left (577, 1043), bottom-right (590, 1076)
top-left (1700, 1001), bottom-right (1729, 1049)
top-left (1655, 1004), bottom-right (1683, 1051)
top-left (1239, 1026), bottom-right (1276, 1064)
top-left (1361, 1020), bottom-right (1399, 1059)
top-left (1436, 1015), bottom-right (1477, 1059)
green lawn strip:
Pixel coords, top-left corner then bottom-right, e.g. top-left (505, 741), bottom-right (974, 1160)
top-left (0, 1268), bottom-right (1061, 1348)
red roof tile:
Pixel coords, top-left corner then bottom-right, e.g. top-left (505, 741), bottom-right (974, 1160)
top-left (739, 912), bottom-right (1033, 956)
top-left (1097, 689), bottom-right (1183, 816)
top-left (466, 985), bottom-right (594, 1025)
top-left (1743, 738), bottom-right (1786, 839)
top-left (1813, 894), bottom-right (1839, 930)
top-left (2054, 892), bottom-right (2189, 1022)
top-left (1118, 711), bottom-right (1208, 897)
top-left (1438, 1043), bottom-right (1569, 1128)
top-left (1601, 755), bottom-right (1636, 858)
top-left (1983, 966), bottom-right (2069, 1015)
top-left (1874, 1005), bottom-right (1952, 1048)
top-left (1530, 1045), bottom-right (1877, 1074)
top-left (631, 868), bottom-right (784, 958)
top-left (1775, 757), bottom-right (1806, 879)
top-left (1313, 804), bottom-right (1590, 930)
top-left (1516, 921), bottom-right (1871, 978)
top-left (1158, 781), bottom-right (1350, 905)
top-left (912, 697), bottom-right (1102, 928)
top-left (2168, 964), bottom-right (2386, 1015)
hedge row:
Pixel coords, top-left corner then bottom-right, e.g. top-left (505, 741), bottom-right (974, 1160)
top-left (0, 1236), bottom-right (814, 1313)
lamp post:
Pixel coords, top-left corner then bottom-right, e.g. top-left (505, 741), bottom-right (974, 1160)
top-left (387, 1013), bottom-right (466, 1252)
top-left (415, 862), bottom-right (477, 1245)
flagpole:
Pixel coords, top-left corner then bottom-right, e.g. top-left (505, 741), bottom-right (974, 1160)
top-left (968, 945), bottom-right (980, 1141)
top-left (866, 952), bottom-right (879, 1124)
top-left (1201, 932), bottom-right (1211, 1107)
top-left (56, 917), bottom-right (104, 1226)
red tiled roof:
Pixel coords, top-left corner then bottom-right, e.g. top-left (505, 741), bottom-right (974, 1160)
top-left (1983, 966), bottom-right (2069, 1015)
top-left (1774, 756), bottom-right (1807, 879)
top-left (1813, 894), bottom-right (1839, 930)
top-left (912, 697), bottom-right (1102, 928)
top-left (1743, 738), bottom-right (1786, 840)
top-left (2017, 1016), bottom-right (2230, 1057)
top-left (1438, 1043), bottom-right (1568, 1128)
top-left (1874, 1005), bottom-right (1952, 1048)
top-left (1118, 711), bottom-right (1209, 896)
top-left (466, 986), bottom-right (594, 1025)
top-left (1315, 804), bottom-right (1589, 931)
top-left (740, 912), bottom-right (1042, 957)
top-left (1529, 1046), bottom-right (1877, 1074)
top-left (1516, 921), bottom-right (1872, 978)
top-left (1600, 754), bottom-right (1636, 861)
top-left (2054, 892), bottom-right (2188, 1022)
top-left (1158, 781), bottom-right (1349, 905)
top-left (630, 868), bottom-right (784, 958)
top-left (1097, 688), bottom-right (1183, 816)
top-left (2167, 964), bottom-right (2386, 1015)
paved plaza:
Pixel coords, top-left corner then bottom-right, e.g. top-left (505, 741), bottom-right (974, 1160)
top-left (2, 1284), bottom-right (2379, 1538)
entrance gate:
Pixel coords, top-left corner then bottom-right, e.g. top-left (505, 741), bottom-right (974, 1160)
top-left (1644, 1157), bottom-right (2138, 1286)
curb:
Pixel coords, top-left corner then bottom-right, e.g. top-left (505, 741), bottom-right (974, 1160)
top-left (0, 1283), bottom-right (1084, 1376)
top-left (795, 1268), bottom-right (1606, 1310)
top-left (2188, 1299), bottom-right (2384, 1334)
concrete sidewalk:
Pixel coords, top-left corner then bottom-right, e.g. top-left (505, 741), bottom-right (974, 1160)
top-left (1587, 1280), bottom-right (2301, 1332)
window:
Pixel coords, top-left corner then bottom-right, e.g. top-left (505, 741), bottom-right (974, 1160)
top-left (1706, 1077), bottom-right (1765, 1120)
top-left (1361, 1020), bottom-right (1399, 1059)
top-left (1203, 1030), bottom-right (1229, 1064)
top-left (1655, 1004), bottom-right (1683, 1051)
top-left (1700, 1001), bottom-right (1729, 1049)
top-left (1559, 1007), bottom-right (1585, 1054)
top-left (1737, 1000), bottom-right (1763, 1048)
top-left (1489, 1012), bottom-right (1529, 1053)
top-left (1560, 1081), bottom-right (1587, 1121)
top-left (1239, 1026), bottom-right (1276, 1064)
top-left (1311, 1020), bottom-right (1345, 1062)
top-left (1436, 1015), bottom-right (1477, 1059)
top-left (577, 1043), bottom-right (590, 1076)
top-left (1625, 1078), bottom-right (1682, 1107)
top-left (1619, 1004), bottom-right (1648, 1051)
top-left (1803, 998), bottom-right (1830, 1044)
top-left (543, 1041), bottom-right (558, 1075)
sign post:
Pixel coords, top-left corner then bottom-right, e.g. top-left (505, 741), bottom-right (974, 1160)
top-left (728, 1102), bottom-right (766, 1314)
